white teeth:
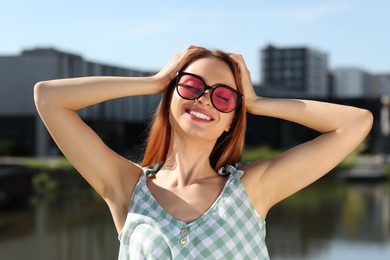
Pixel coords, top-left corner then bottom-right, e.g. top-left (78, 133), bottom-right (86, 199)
top-left (189, 110), bottom-right (211, 121)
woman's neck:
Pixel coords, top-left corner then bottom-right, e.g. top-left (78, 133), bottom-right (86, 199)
top-left (161, 134), bottom-right (217, 187)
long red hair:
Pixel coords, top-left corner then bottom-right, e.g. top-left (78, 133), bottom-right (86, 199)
top-left (141, 47), bottom-right (247, 170)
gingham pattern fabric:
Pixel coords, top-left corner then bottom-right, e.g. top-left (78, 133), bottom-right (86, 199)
top-left (118, 164), bottom-right (269, 259)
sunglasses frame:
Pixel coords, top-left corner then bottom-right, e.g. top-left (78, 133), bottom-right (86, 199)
top-left (175, 71), bottom-right (243, 113)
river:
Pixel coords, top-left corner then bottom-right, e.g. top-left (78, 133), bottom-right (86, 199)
top-left (0, 177), bottom-right (389, 259)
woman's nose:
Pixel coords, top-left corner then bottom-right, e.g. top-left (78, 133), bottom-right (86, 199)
top-left (196, 90), bottom-right (212, 106)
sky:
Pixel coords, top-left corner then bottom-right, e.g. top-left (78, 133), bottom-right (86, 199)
top-left (1, 0), bottom-right (389, 84)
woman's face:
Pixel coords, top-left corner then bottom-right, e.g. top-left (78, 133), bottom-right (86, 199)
top-left (169, 57), bottom-right (238, 142)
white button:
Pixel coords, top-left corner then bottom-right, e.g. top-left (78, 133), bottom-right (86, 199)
top-left (180, 238), bottom-right (187, 245)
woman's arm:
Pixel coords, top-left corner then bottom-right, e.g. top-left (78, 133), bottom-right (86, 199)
top-left (34, 76), bottom-right (162, 189)
top-left (229, 54), bottom-right (373, 218)
top-left (34, 76), bottom-right (162, 231)
top-left (34, 46), bottom-right (200, 232)
top-left (35, 76), bottom-right (161, 110)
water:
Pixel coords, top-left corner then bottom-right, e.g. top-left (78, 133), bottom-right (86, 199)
top-left (0, 192), bottom-right (118, 260)
top-left (266, 179), bottom-right (390, 259)
top-left (0, 178), bottom-right (389, 260)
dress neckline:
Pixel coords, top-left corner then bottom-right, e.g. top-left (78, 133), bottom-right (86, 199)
top-left (142, 171), bottom-right (234, 226)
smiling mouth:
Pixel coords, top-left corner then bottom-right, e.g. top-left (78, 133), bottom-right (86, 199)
top-left (186, 109), bottom-right (213, 121)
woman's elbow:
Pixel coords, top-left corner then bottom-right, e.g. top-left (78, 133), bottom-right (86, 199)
top-left (34, 81), bottom-right (51, 108)
top-left (362, 108), bottom-right (373, 127)
top-left (356, 108), bottom-right (374, 136)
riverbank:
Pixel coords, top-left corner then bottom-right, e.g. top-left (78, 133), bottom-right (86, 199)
top-left (338, 154), bottom-right (390, 181)
top-left (0, 156), bottom-right (89, 208)
top-left (1, 153), bottom-right (389, 178)
top-left (1, 153), bottom-right (388, 207)
top-left (0, 156), bottom-right (72, 168)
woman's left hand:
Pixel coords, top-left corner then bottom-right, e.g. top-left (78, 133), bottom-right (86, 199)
top-left (228, 53), bottom-right (259, 111)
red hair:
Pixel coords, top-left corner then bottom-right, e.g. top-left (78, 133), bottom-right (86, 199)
top-left (142, 47), bottom-right (247, 170)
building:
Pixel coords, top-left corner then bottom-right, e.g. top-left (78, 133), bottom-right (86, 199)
top-left (372, 74), bottom-right (390, 97)
top-left (332, 68), bottom-right (373, 98)
top-left (0, 48), bottom-right (157, 157)
top-left (0, 47), bottom-right (382, 159)
top-left (260, 44), bottom-right (328, 98)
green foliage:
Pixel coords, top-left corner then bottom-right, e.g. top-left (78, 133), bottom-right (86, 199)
top-left (31, 172), bottom-right (58, 193)
top-left (242, 145), bottom-right (280, 162)
top-left (21, 157), bottom-right (75, 172)
top-left (21, 157), bottom-right (89, 195)
top-left (336, 156), bottom-right (357, 170)
top-left (278, 181), bottom-right (345, 210)
top-left (243, 140), bottom-right (369, 172)
top-left (335, 140), bottom-right (368, 170)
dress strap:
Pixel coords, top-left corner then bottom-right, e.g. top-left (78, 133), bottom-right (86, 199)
top-left (144, 162), bottom-right (245, 179)
top-left (143, 161), bottom-right (164, 178)
top-left (217, 164), bottom-right (244, 179)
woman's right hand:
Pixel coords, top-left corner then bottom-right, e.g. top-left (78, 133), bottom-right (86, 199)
top-left (152, 45), bottom-right (202, 92)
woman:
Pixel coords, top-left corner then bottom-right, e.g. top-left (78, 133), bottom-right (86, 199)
top-left (34, 46), bottom-right (373, 259)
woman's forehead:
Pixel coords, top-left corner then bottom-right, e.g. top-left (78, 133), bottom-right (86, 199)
top-left (184, 58), bottom-right (237, 89)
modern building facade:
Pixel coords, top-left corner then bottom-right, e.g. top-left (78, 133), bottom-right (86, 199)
top-left (372, 74), bottom-right (390, 97)
top-left (332, 68), bottom-right (373, 98)
top-left (0, 48), bottom-right (156, 157)
top-left (260, 44), bottom-right (328, 98)
top-left (0, 47), bottom-right (382, 159)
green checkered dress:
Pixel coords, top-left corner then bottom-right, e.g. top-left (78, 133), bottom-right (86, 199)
top-left (118, 164), bottom-right (269, 259)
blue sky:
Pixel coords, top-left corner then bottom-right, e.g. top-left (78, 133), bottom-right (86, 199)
top-left (1, 0), bottom-right (389, 84)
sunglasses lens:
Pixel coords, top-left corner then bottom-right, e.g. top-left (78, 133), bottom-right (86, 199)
top-left (212, 87), bottom-right (238, 113)
top-left (176, 73), bottom-right (240, 113)
top-left (177, 75), bottom-right (204, 99)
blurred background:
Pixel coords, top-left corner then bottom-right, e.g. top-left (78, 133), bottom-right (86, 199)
top-left (0, 0), bottom-right (389, 259)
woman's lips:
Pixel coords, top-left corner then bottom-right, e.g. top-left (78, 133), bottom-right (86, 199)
top-left (185, 107), bottom-right (215, 122)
